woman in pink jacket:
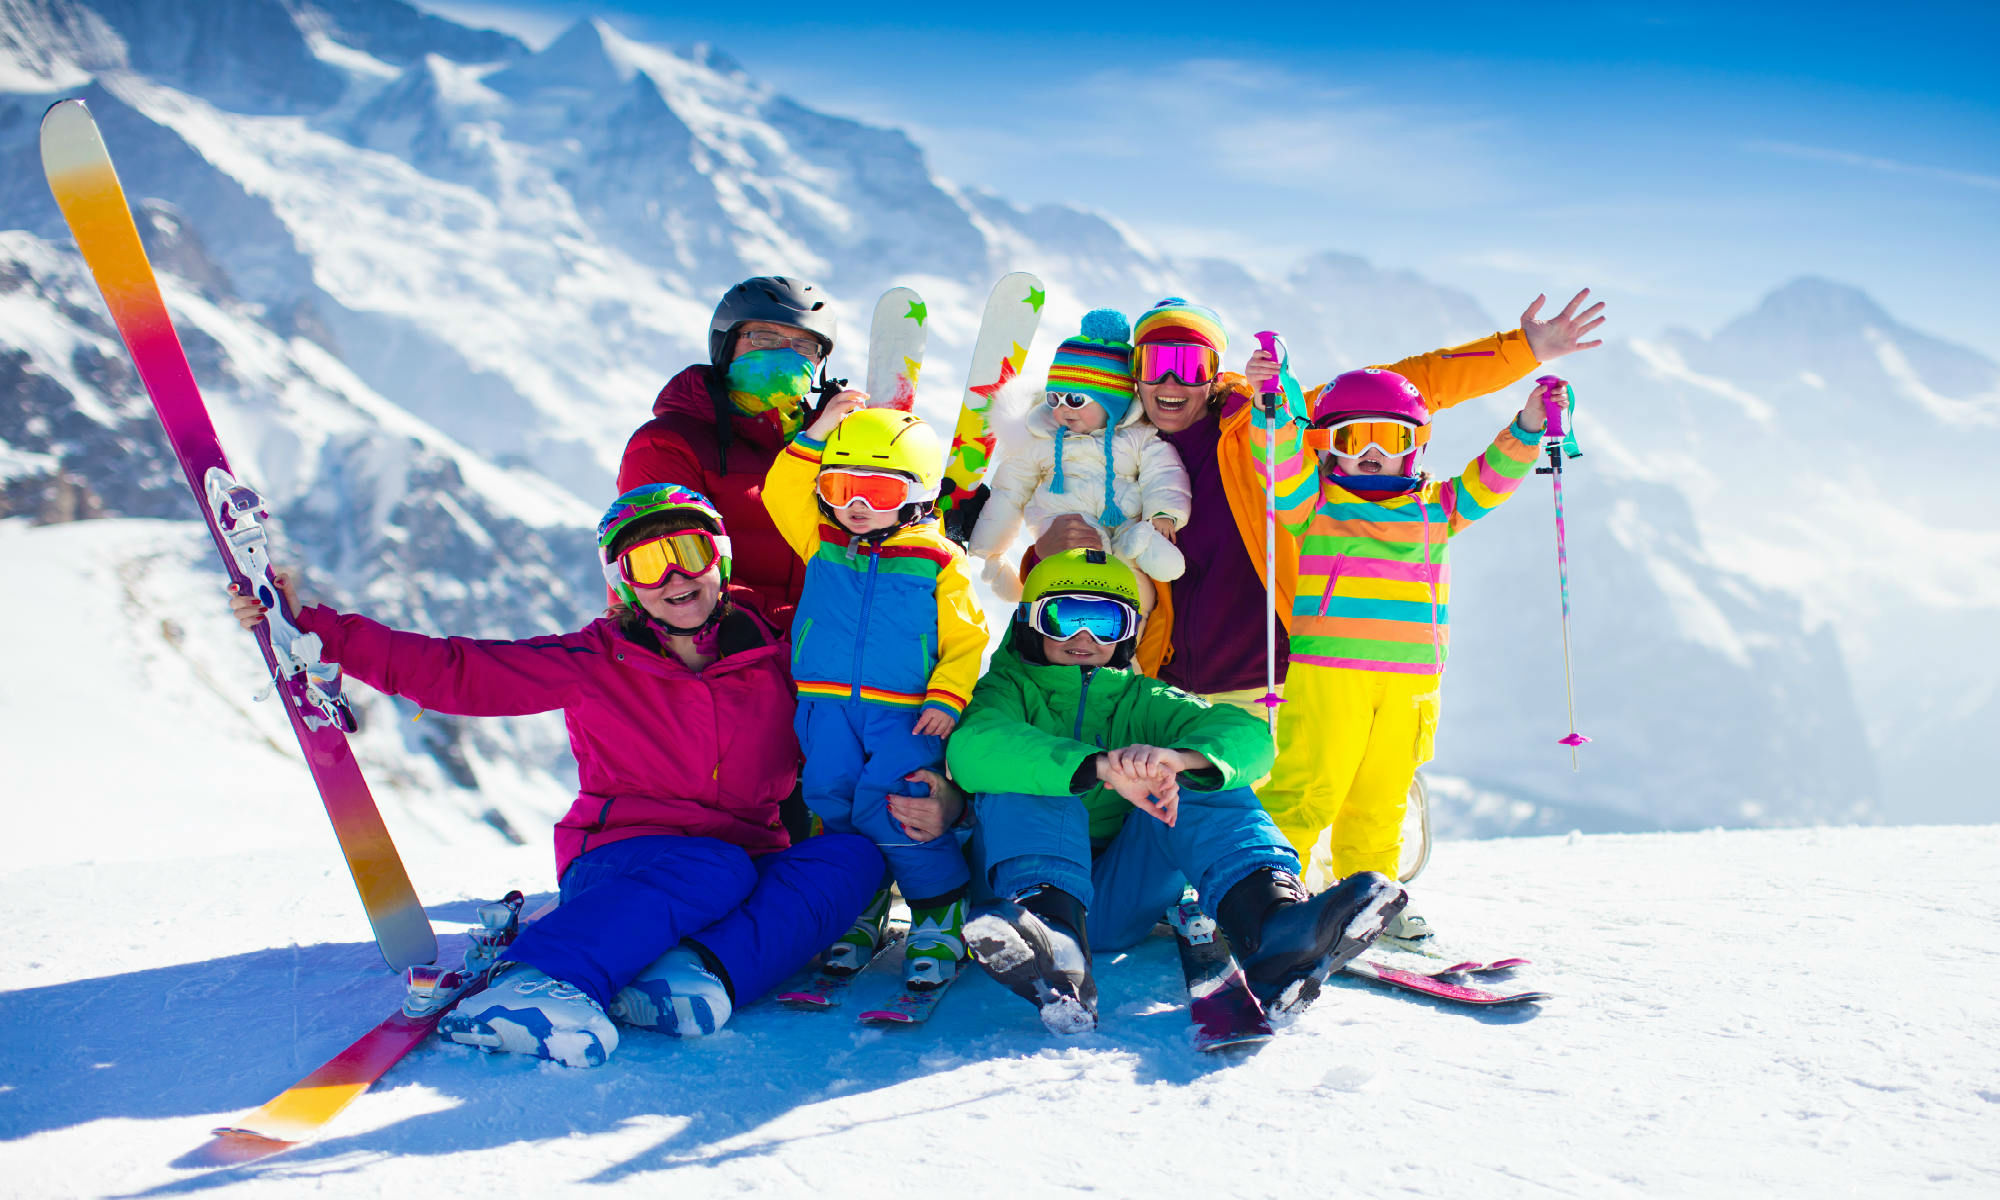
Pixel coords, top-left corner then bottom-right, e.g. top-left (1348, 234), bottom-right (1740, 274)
top-left (231, 484), bottom-right (883, 1067)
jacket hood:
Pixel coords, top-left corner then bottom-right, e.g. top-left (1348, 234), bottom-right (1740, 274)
top-left (651, 363), bottom-right (789, 450)
top-left (653, 363), bottom-right (720, 420)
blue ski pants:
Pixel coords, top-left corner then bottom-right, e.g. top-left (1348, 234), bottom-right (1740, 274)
top-left (507, 832), bottom-right (883, 1010)
top-left (796, 697), bottom-right (969, 904)
top-left (968, 785), bottom-right (1299, 952)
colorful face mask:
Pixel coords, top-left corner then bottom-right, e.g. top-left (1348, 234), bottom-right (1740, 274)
top-left (726, 348), bottom-right (816, 432)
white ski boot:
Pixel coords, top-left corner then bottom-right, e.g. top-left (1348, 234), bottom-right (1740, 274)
top-left (439, 964), bottom-right (618, 1067)
top-left (1384, 907), bottom-right (1433, 942)
top-left (609, 944), bottom-right (733, 1037)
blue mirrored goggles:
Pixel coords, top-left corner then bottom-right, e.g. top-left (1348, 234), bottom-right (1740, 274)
top-left (1025, 594), bottom-right (1139, 644)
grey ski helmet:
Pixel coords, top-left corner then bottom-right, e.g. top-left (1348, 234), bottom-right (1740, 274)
top-left (708, 276), bottom-right (837, 368)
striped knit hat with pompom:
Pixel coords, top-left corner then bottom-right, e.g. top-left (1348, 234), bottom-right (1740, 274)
top-left (1044, 308), bottom-right (1135, 528)
top-left (1132, 296), bottom-right (1227, 355)
top-left (1045, 308), bottom-right (1135, 425)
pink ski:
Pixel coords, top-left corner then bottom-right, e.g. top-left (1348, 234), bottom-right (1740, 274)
top-left (40, 98), bottom-right (434, 970)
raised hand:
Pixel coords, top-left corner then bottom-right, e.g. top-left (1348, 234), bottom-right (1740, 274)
top-left (1520, 289), bottom-right (1607, 362)
top-left (804, 390), bottom-right (867, 440)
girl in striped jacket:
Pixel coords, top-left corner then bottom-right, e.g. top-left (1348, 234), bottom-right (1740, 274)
top-left (1248, 364), bottom-right (1550, 925)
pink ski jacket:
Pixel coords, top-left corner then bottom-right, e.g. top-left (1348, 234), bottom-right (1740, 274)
top-left (296, 590), bottom-right (800, 878)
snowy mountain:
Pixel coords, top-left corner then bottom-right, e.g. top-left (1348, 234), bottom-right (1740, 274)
top-left (1, 0), bottom-right (1989, 834)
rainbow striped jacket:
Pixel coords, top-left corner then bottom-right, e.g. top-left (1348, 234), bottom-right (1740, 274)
top-left (1250, 410), bottom-right (1543, 676)
top-left (764, 435), bottom-right (988, 721)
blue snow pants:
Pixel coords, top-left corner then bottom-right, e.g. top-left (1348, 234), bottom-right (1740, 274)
top-left (506, 832), bottom-right (883, 1010)
top-left (796, 697), bottom-right (969, 904)
top-left (969, 786), bottom-right (1299, 952)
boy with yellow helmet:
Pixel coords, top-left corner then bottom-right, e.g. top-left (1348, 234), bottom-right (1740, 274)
top-left (764, 394), bottom-right (988, 990)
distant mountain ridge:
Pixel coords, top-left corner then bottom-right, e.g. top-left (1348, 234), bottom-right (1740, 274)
top-left (3, 0), bottom-right (1992, 831)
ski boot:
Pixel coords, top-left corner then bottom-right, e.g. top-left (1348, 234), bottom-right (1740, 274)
top-left (825, 885), bottom-right (894, 974)
top-left (965, 885), bottom-right (1096, 1034)
top-left (608, 942), bottom-right (734, 1037)
top-left (1217, 868), bottom-right (1405, 1016)
top-left (440, 964), bottom-right (618, 1067)
top-left (903, 894), bottom-right (968, 990)
top-left (1384, 907), bottom-right (1433, 943)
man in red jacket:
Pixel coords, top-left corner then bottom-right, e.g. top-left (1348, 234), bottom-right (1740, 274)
top-left (617, 276), bottom-right (841, 633)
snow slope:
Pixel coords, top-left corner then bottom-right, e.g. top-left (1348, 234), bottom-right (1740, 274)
top-left (2, 821), bottom-right (1994, 1197)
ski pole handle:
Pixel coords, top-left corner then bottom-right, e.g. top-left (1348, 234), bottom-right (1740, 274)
top-left (1253, 331), bottom-right (1283, 395)
top-left (1535, 374), bottom-right (1569, 440)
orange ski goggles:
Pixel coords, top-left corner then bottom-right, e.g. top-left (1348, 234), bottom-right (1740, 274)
top-left (614, 530), bottom-right (722, 589)
top-left (1305, 417), bottom-right (1429, 457)
top-left (815, 468), bottom-right (932, 512)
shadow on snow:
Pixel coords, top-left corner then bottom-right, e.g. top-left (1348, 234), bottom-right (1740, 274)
top-left (0, 901), bottom-right (1504, 1189)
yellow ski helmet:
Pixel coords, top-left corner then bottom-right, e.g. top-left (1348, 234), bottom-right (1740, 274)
top-left (821, 408), bottom-right (944, 496)
top-left (1021, 548), bottom-right (1143, 608)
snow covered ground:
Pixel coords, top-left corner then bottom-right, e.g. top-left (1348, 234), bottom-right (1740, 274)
top-left (3, 817), bottom-right (1997, 1195)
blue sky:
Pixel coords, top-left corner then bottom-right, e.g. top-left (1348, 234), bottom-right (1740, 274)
top-left (420, 2), bottom-right (2000, 359)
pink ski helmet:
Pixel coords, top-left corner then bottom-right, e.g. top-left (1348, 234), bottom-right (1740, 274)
top-left (1310, 368), bottom-right (1432, 428)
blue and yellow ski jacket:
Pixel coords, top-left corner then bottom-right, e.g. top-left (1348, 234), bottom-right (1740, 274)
top-left (764, 435), bottom-right (988, 723)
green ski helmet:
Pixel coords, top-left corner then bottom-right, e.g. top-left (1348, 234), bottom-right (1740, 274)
top-left (597, 483), bottom-right (731, 606)
top-left (1015, 549), bottom-right (1143, 668)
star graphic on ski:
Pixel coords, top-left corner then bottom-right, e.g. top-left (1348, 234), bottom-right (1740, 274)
top-left (967, 346), bottom-right (1025, 410)
top-left (906, 300), bottom-right (927, 324)
top-left (1025, 287), bottom-right (1046, 312)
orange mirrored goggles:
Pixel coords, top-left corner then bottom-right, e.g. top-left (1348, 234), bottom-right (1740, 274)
top-left (1305, 417), bottom-right (1427, 457)
top-left (615, 530), bottom-right (721, 589)
top-left (815, 469), bottom-right (932, 512)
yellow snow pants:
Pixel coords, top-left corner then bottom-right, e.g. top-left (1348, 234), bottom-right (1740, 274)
top-left (1257, 666), bottom-right (1440, 880)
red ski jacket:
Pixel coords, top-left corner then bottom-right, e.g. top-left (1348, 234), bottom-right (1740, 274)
top-left (297, 588), bottom-right (799, 879)
top-left (617, 365), bottom-right (807, 631)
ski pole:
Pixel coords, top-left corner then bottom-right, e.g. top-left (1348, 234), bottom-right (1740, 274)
top-left (1253, 331), bottom-right (1287, 733)
top-left (1533, 374), bottom-right (1590, 770)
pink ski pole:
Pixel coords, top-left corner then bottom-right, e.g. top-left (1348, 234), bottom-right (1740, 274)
top-left (1254, 331), bottom-right (1287, 733)
top-left (1534, 374), bottom-right (1590, 770)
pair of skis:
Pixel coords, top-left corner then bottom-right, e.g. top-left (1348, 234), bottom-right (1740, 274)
top-left (1168, 899), bottom-right (1547, 1052)
top-left (774, 927), bottom-right (964, 1026)
top-left (41, 100), bottom-right (437, 972)
top-left (860, 273), bottom-right (1046, 535)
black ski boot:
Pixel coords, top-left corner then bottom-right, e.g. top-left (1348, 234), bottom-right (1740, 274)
top-left (964, 885), bottom-right (1097, 1034)
top-left (1217, 868), bottom-right (1406, 1015)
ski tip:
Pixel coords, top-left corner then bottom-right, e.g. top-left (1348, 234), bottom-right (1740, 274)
top-left (193, 1130), bottom-right (297, 1167)
top-left (857, 1010), bottom-right (917, 1025)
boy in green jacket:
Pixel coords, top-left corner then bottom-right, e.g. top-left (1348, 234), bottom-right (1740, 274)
top-left (946, 549), bottom-right (1407, 1033)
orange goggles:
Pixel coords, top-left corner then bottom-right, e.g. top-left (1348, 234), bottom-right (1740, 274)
top-left (815, 469), bottom-right (930, 512)
top-left (614, 530), bottom-right (721, 589)
top-left (1305, 418), bottom-right (1427, 458)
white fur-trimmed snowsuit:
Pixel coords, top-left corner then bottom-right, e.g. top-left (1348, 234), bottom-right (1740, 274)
top-left (969, 399), bottom-right (1192, 598)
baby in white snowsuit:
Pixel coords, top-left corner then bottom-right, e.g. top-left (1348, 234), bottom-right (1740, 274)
top-left (969, 309), bottom-right (1191, 600)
